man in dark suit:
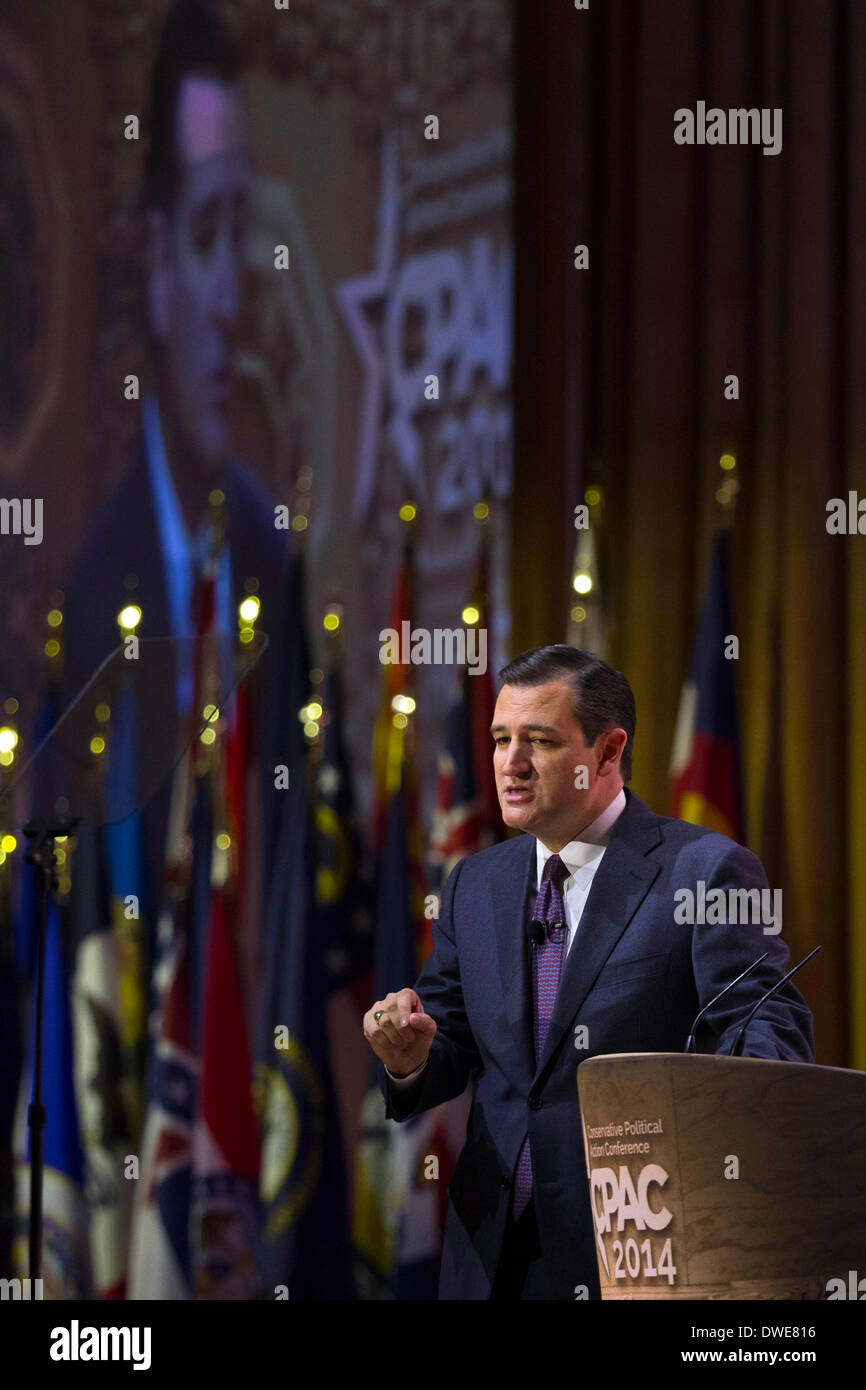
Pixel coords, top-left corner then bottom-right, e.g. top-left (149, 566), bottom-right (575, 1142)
top-left (363, 645), bottom-right (814, 1299)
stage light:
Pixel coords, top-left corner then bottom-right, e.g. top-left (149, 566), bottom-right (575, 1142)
top-left (118, 604), bottom-right (142, 631)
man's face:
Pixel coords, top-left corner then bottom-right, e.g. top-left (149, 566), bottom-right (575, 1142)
top-left (148, 74), bottom-right (249, 469)
top-left (491, 680), bottom-right (625, 851)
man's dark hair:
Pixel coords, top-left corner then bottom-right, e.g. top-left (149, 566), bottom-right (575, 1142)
top-left (498, 645), bottom-right (636, 783)
top-left (144, 0), bottom-right (241, 213)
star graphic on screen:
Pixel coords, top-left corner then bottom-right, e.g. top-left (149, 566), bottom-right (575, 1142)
top-left (336, 128), bottom-right (402, 522)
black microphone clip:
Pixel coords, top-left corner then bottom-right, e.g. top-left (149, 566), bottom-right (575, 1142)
top-left (527, 919), bottom-right (546, 947)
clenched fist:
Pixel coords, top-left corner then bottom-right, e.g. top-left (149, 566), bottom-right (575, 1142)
top-left (363, 988), bottom-right (437, 1077)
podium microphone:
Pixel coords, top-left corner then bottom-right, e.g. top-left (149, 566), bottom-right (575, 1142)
top-left (728, 944), bottom-right (821, 1057)
top-left (684, 952), bottom-right (769, 1054)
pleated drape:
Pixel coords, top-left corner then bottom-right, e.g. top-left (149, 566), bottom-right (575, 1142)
top-left (512, 0), bottom-right (865, 1067)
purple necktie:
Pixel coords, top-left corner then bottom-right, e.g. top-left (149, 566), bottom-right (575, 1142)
top-left (512, 852), bottom-right (570, 1219)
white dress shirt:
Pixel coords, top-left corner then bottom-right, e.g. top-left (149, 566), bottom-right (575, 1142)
top-left (387, 788), bottom-right (628, 1084)
top-left (535, 786), bottom-right (627, 956)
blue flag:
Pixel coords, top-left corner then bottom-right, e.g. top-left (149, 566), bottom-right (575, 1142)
top-left (254, 554), bottom-right (352, 1298)
top-left (13, 685), bottom-right (90, 1296)
top-left (315, 667), bottom-right (374, 995)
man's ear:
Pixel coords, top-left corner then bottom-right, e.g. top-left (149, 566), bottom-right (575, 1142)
top-left (145, 206), bottom-right (172, 342)
top-left (598, 728), bottom-right (628, 775)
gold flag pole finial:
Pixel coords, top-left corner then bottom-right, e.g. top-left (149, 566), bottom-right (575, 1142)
top-left (716, 453), bottom-right (739, 523)
top-left (291, 464), bottom-right (313, 553)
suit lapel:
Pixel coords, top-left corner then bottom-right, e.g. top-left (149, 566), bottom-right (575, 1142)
top-left (490, 835), bottom-right (537, 1081)
top-left (533, 790), bottom-right (663, 1081)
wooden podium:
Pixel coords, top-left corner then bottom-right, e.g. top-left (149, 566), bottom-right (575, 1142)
top-left (577, 1053), bottom-right (866, 1299)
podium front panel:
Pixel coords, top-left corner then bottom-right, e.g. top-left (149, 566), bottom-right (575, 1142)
top-left (577, 1053), bottom-right (866, 1300)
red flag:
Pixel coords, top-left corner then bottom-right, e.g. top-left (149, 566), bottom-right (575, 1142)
top-left (191, 683), bottom-right (264, 1298)
top-left (669, 530), bottom-right (743, 841)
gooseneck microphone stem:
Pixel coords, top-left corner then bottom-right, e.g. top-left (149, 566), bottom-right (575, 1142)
top-left (728, 945), bottom-right (821, 1057)
top-left (684, 952), bottom-right (769, 1054)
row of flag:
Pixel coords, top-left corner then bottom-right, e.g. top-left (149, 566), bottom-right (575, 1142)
top-left (353, 540), bottom-right (499, 1297)
top-left (571, 493), bottom-right (743, 838)
top-left (1, 532), bottom-right (505, 1300)
top-left (1, 488), bottom-right (742, 1301)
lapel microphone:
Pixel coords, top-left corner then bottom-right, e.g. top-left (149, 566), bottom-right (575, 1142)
top-left (526, 917), bottom-right (566, 947)
top-left (527, 919), bottom-right (546, 947)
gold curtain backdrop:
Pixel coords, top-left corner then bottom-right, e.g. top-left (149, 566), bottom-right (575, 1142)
top-left (512, 0), bottom-right (865, 1070)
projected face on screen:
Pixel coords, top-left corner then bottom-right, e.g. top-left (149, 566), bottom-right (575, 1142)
top-left (147, 74), bottom-right (249, 476)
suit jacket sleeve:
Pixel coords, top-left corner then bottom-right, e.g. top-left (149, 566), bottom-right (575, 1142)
top-left (693, 842), bottom-right (815, 1061)
top-left (379, 854), bottom-right (482, 1121)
